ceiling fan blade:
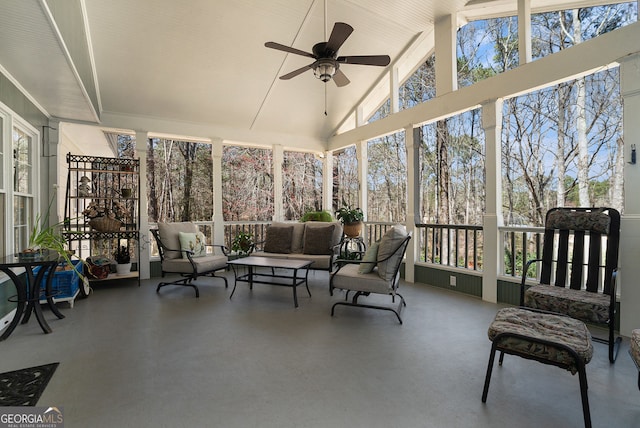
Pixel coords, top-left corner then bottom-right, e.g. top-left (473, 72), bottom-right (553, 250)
top-left (325, 22), bottom-right (354, 54)
top-left (279, 63), bottom-right (314, 80)
top-left (332, 68), bottom-right (350, 87)
top-left (265, 42), bottom-right (315, 59)
top-left (337, 55), bottom-right (391, 66)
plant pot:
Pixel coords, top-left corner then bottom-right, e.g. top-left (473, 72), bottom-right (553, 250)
top-left (343, 221), bottom-right (363, 238)
top-left (115, 262), bottom-right (132, 275)
top-left (89, 217), bottom-right (122, 232)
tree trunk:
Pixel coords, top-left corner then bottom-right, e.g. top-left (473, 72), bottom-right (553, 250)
top-left (572, 10), bottom-right (590, 206)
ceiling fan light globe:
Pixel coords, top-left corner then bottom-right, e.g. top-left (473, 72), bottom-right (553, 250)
top-left (314, 60), bottom-right (336, 82)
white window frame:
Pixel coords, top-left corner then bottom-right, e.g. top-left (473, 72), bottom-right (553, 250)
top-left (0, 101), bottom-right (40, 256)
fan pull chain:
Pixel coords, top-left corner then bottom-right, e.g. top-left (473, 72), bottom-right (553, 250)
top-left (324, 84), bottom-right (328, 116)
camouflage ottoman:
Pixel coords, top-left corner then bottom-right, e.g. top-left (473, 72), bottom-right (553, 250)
top-left (630, 329), bottom-right (640, 390)
top-left (482, 307), bottom-right (593, 428)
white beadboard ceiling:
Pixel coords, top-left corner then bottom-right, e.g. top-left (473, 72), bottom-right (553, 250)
top-left (0, 0), bottom-right (615, 148)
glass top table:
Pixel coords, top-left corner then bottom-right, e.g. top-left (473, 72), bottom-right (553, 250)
top-left (0, 251), bottom-right (67, 340)
top-left (227, 256), bottom-right (313, 307)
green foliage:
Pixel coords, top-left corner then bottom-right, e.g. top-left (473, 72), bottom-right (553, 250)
top-left (300, 210), bottom-right (333, 222)
top-left (335, 203), bottom-right (364, 225)
top-left (231, 231), bottom-right (254, 256)
top-left (27, 195), bottom-right (83, 279)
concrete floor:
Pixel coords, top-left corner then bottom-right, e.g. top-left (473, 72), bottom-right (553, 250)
top-left (1, 270), bottom-right (639, 428)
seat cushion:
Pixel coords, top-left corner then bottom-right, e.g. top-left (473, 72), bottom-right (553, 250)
top-left (488, 307), bottom-right (593, 374)
top-left (264, 225), bottom-right (294, 254)
top-left (524, 284), bottom-right (611, 324)
top-left (332, 263), bottom-right (391, 294)
top-left (158, 222), bottom-right (199, 259)
top-left (162, 254), bottom-right (228, 275)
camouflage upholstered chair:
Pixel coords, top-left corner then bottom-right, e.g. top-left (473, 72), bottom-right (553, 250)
top-left (520, 207), bottom-right (621, 363)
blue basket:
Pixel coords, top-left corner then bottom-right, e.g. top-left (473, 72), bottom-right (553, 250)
top-left (33, 260), bottom-right (81, 300)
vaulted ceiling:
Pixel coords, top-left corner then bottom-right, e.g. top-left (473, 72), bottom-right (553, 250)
top-left (0, 0), bottom-right (617, 149)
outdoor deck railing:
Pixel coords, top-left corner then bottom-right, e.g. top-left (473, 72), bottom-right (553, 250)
top-left (148, 221), bottom-right (547, 282)
top-left (415, 223), bottom-right (484, 270)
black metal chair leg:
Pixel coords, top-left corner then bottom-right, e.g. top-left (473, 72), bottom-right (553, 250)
top-left (482, 342), bottom-right (498, 403)
top-left (578, 362), bottom-right (592, 428)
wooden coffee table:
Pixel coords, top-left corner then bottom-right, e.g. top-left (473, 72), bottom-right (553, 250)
top-left (227, 256), bottom-right (313, 307)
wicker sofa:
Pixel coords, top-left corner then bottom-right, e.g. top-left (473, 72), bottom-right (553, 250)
top-left (252, 221), bottom-right (343, 271)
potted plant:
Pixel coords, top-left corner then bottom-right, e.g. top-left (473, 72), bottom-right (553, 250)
top-left (231, 231), bottom-right (254, 257)
top-left (113, 245), bottom-right (132, 275)
top-left (300, 210), bottom-right (333, 222)
top-left (335, 202), bottom-right (364, 238)
top-left (21, 195), bottom-right (86, 291)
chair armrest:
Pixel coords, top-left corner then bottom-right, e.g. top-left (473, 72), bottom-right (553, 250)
top-left (205, 244), bottom-right (230, 256)
top-left (520, 257), bottom-right (543, 305)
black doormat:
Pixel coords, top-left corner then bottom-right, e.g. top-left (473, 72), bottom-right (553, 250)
top-left (0, 363), bottom-right (59, 406)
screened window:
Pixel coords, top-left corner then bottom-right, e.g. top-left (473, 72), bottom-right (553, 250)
top-left (457, 16), bottom-right (518, 88)
top-left (367, 132), bottom-right (407, 223)
top-left (222, 146), bottom-right (273, 222)
top-left (531, 2), bottom-right (638, 60)
top-left (147, 138), bottom-right (213, 223)
top-left (282, 151), bottom-right (323, 221)
top-left (419, 109), bottom-right (485, 225)
top-left (332, 146), bottom-right (358, 213)
top-left (501, 68), bottom-right (623, 226)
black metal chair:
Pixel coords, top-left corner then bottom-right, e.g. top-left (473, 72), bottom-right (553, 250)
top-left (330, 226), bottom-right (411, 323)
top-left (520, 207), bottom-right (621, 363)
top-left (151, 222), bottom-right (228, 297)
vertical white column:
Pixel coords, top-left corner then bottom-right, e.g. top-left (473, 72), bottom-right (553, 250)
top-left (404, 125), bottom-right (417, 283)
top-left (46, 120), bottom-right (62, 222)
top-left (518, 0), bottom-right (532, 65)
top-left (211, 139), bottom-right (225, 246)
top-left (390, 67), bottom-right (400, 114)
top-left (435, 13), bottom-right (458, 96)
top-left (356, 141), bottom-right (368, 219)
top-left (323, 151), bottom-right (333, 212)
top-left (273, 144), bottom-right (284, 221)
top-left (135, 131), bottom-right (150, 279)
top-left (619, 53), bottom-right (640, 336)
top-left (481, 100), bottom-right (503, 303)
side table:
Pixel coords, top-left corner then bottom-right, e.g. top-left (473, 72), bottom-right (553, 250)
top-left (0, 252), bottom-right (65, 341)
top-left (339, 236), bottom-right (366, 260)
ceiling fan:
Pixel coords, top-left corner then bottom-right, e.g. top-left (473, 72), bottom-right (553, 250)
top-left (265, 22), bottom-right (391, 87)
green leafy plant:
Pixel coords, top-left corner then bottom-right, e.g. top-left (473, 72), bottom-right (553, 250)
top-left (113, 245), bottom-right (131, 264)
top-left (25, 195), bottom-right (83, 278)
top-left (231, 231), bottom-right (254, 256)
top-left (300, 210), bottom-right (333, 222)
top-left (335, 203), bottom-right (364, 225)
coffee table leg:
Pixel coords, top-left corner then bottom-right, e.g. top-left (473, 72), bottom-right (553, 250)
top-left (292, 268), bottom-right (298, 308)
top-left (229, 264), bottom-right (238, 300)
top-left (304, 268), bottom-right (311, 297)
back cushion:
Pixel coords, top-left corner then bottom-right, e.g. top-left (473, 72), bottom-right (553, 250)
top-left (264, 225), bottom-right (294, 253)
top-left (290, 223), bottom-right (306, 253)
top-left (377, 225), bottom-right (408, 281)
top-left (158, 222), bottom-right (199, 259)
top-left (305, 221), bottom-right (343, 247)
top-left (303, 223), bottom-right (336, 255)
top-left (178, 231), bottom-right (207, 258)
